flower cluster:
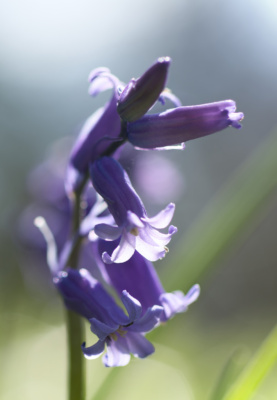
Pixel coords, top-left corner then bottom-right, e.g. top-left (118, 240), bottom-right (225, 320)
top-left (29, 57), bottom-right (243, 367)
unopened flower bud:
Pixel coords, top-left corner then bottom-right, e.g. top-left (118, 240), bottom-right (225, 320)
top-left (117, 57), bottom-right (171, 122)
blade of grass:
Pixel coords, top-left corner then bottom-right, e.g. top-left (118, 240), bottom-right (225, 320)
top-left (221, 323), bottom-right (277, 400)
top-left (164, 128), bottom-right (277, 290)
top-left (210, 348), bottom-right (248, 400)
top-left (91, 368), bottom-right (119, 400)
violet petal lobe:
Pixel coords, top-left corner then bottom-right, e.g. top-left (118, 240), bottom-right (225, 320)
top-left (103, 336), bottom-right (131, 367)
top-left (129, 305), bottom-right (163, 333)
top-left (160, 284), bottom-right (200, 319)
top-left (125, 332), bottom-right (155, 359)
top-left (120, 290), bottom-right (142, 323)
top-left (102, 231), bottom-right (136, 264)
top-left (89, 318), bottom-right (118, 340)
top-left (81, 339), bottom-right (106, 360)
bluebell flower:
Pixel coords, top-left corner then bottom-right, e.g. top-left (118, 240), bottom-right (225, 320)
top-left (54, 268), bottom-right (163, 367)
top-left (90, 156), bottom-right (177, 263)
top-left (97, 240), bottom-right (200, 321)
top-left (117, 57), bottom-right (171, 122)
top-left (127, 100), bottom-right (244, 149)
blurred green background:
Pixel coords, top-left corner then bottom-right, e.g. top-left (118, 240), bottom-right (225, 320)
top-left (1, 0), bottom-right (277, 399)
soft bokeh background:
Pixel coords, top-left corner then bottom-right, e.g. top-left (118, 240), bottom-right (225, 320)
top-left (1, 0), bottom-right (277, 399)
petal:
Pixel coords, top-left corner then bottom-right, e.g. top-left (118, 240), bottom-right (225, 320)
top-left (102, 232), bottom-right (136, 264)
top-left (125, 332), bottom-right (155, 359)
top-left (159, 89), bottom-right (182, 107)
top-left (80, 214), bottom-right (114, 237)
top-left (126, 211), bottom-right (144, 228)
top-left (139, 224), bottom-right (177, 247)
top-left (184, 284), bottom-right (201, 305)
top-left (121, 290), bottom-right (142, 323)
top-left (135, 235), bottom-right (166, 261)
top-left (159, 285), bottom-right (200, 320)
top-left (229, 112), bottom-right (244, 129)
top-left (142, 203), bottom-right (175, 229)
top-left (81, 339), bottom-right (105, 360)
top-left (88, 76), bottom-right (114, 97)
top-left (94, 223), bottom-right (123, 241)
top-left (130, 305), bottom-right (163, 333)
top-left (89, 318), bottom-right (118, 340)
top-left (159, 292), bottom-right (185, 319)
top-left (88, 67), bottom-right (110, 82)
top-left (88, 68), bottom-right (120, 97)
top-left (103, 337), bottom-right (131, 367)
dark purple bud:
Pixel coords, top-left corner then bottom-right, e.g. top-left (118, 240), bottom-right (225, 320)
top-left (127, 100), bottom-right (244, 149)
top-left (117, 57), bottom-right (171, 122)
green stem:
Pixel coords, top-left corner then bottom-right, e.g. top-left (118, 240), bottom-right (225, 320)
top-left (66, 309), bottom-right (86, 400)
top-left (222, 323), bottom-right (277, 400)
top-left (66, 184), bottom-right (87, 400)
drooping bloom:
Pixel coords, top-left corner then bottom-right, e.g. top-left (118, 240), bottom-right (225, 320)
top-left (97, 239), bottom-right (200, 321)
top-left (55, 268), bottom-right (163, 367)
top-left (90, 156), bottom-right (177, 264)
top-left (127, 100), bottom-right (244, 149)
top-left (117, 57), bottom-right (171, 122)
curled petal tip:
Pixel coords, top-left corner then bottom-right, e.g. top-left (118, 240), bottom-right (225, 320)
top-left (229, 112), bottom-right (244, 129)
top-left (102, 251), bottom-right (113, 264)
top-left (168, 225), bottom-right (178, 234)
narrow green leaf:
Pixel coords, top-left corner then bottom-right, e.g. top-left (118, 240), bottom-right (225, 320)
top-left (210, 348), bottom-right (248, 400)
top-left (92, 368), bottom-right (119, 400)
top-left (221, 323), bottom-right (277, 400)
top-left (164, 128), bottom-right (277, 290)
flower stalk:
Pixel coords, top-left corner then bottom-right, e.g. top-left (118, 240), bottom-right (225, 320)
top-left (66, 309), bottom-right (86, 400)
top-left (66, 184), bottom-right (87, 400)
